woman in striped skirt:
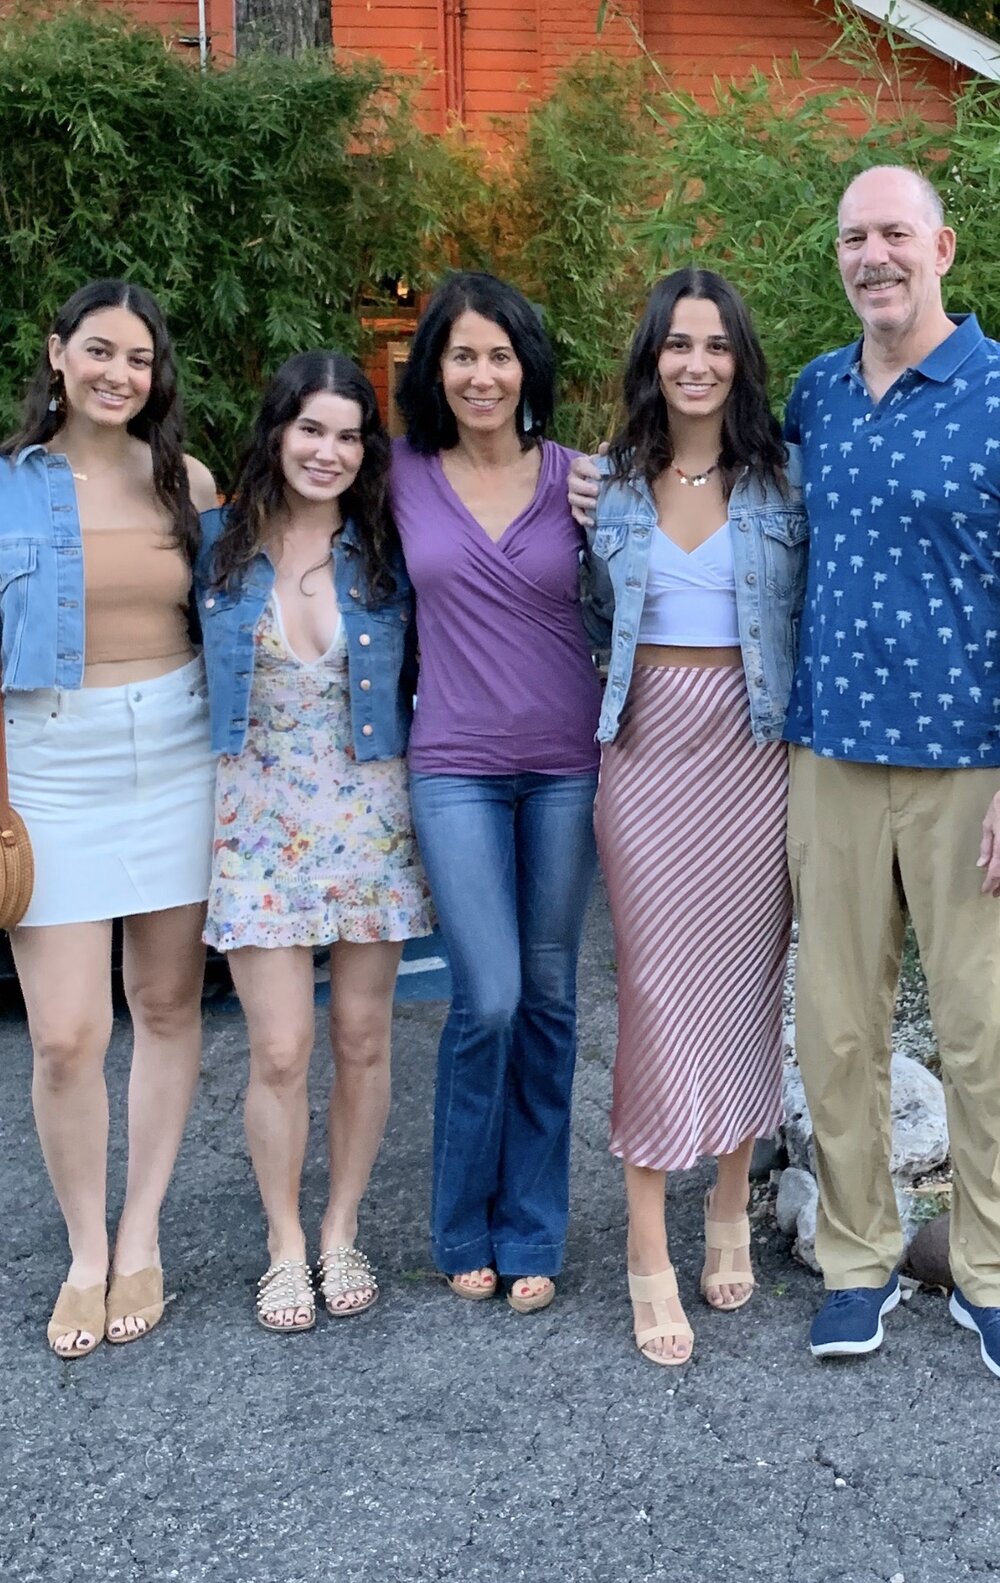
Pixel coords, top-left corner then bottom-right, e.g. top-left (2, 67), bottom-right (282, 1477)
top-left (580, 269), bottom-right (807, 1364)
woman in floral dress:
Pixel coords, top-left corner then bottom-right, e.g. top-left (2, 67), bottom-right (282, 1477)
top-left (198, 351), bottom-right (433, 1331)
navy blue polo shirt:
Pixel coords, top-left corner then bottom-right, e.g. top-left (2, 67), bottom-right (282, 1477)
top-left (784, 313), bottom-right (1000, 768)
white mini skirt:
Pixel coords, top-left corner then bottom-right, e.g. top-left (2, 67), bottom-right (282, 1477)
top-left (5, 656), bottom-right (215, 927)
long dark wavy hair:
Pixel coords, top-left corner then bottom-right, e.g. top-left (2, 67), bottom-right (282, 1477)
top-left (396, 271), bottom-right (555, 454)
top-left (212, 351), bottom-right (398, 601)
top-left (1, 278), bottom-right (198, 564)
top-left (608, 268), bottom-right (787, 496)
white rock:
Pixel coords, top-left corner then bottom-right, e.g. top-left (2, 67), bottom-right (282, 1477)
top-left (774, 1167), bottom-right (821, 1272)
top-left (889, 1055), bottom-right (948, 1182)
top-left (782, 1051), bottom-right (948, 1183)
top-left (775, 1167), bottom-right (818, 1235)
top-left (793, 1191), bottom-right (821, 1273)
top-left (781, 1062), bottom-right (814, 1172)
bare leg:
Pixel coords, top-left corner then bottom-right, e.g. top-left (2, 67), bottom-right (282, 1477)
top-left (624, 1161), bottom-right (692, 1362)
top-left (11, 921), bottom-right (115, 1356)
top-left (228, 944), bottom-right (315, 1328)
top-left (106, 903), bottom-right (206, 1338)
top-left (703, 1134), bottom-right (756, 1308)
top-left (319, 938), bottom-right (402, 1311)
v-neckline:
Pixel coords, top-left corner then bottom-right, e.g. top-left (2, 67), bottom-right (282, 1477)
top-left (270, 591), bottom-right (341, 668)
top-left (434, 446), bottom-right (545, 548)
top-left (655, 519), bottom-right (729, 558)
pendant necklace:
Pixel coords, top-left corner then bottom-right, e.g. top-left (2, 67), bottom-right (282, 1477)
top-left (67, 458), bottom-right (122, 483)
top-left (672, 460), bottom-right (721, 488)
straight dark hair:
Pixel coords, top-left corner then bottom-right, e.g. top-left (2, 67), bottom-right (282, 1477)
top-left (396, 271), bottom-right (555, 454)
top-left (212, 351), bottom-right (398, 602)
top-left (608, 268), bottom-right (787, 496)
top-left (1, 278), bottom-right (198, 564)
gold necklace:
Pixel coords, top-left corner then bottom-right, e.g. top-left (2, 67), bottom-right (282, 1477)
top-left (66, 457), bottom-right (123, 483)
top-left (672, 460), bottom-right (721, 488)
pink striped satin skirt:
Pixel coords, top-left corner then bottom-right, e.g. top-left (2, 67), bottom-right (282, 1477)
top-left (594, 664), bottom-right (791, 1172)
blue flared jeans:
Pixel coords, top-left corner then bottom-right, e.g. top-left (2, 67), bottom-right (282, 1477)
top-left (409, 770), bottom-right (598, 1277)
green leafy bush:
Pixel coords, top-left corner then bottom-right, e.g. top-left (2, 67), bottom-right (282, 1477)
top-left (5, 2), bottom-right (1000, 471)
top-left (0, 3), bottom-right (460, 475)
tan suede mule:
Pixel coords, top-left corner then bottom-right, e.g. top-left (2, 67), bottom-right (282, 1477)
top-left (47, 1281), bottom-right (107, 1359)
top-left (105, 1267), bottom-right (165, 1344)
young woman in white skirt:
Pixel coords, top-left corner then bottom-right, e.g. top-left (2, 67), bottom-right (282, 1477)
top-left (198, 352), bottom-right (433, 1332)
top-left (0, 280), bottom-right (218, 1358)
top-left (573, 270), bottom-right (807, 1365)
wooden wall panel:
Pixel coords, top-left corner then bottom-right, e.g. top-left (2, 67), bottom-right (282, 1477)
top-left (642, 0), bottom-right (956, 127)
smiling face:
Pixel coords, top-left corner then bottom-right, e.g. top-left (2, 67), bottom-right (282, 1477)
top-left (439, 309), bottom-right (524, 439)
top-left (279, 391), bottom-right (365, 510)
top-left (656, 296), bottom-right (735, 425)
top-left (837, 168), bottom-right (955, 344)
top-left (49, 305), bottom-right (155, 428)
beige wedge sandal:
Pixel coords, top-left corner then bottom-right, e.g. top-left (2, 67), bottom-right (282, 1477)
top-left (700, 1193), bottom-right (756, 1312)
top-left (106, 1267), bottom-right (166, 1344)
top-left (47, 1281), bottom-right (107, 1360)
top-left (628, 1267), bottom-right (694, 1367)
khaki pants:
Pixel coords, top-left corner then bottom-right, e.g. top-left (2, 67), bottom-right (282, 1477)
top-left (788, 746), bottom-right (1000, 1303)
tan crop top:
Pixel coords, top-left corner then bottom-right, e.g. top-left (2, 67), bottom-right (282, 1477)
top-left (82, 527), bottom-right (192, 665)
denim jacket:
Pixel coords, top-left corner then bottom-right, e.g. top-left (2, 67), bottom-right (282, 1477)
top-left (197, 507), bottom-right (416, 759)
top-left (587, 446), bottom-right (808, 745)
top-left (0, 446), bottom-right (92, 689)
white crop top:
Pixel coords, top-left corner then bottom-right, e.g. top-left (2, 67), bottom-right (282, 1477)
top-left (636, 522), bottom-right (740, 646)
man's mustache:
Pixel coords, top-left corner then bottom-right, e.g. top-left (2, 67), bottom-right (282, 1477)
top-left (856, 269), bottom-right (906, 286)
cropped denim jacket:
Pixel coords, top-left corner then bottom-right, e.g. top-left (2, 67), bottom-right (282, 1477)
top-left (586, 446), bottom-right (808, 745)
top-left (198, 507), bottom-right (416, 759)
top-left (0, 446), bottom-right (93, 689)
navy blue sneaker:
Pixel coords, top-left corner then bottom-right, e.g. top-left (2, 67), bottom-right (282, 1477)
top-left (949, 1287), bottom-right (1000, 1379)
top-left (809, 1274), bottom-right (900, 1358)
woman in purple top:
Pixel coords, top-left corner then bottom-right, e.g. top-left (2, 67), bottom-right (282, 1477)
top-left (393, 273), bottom-right (602, 1312)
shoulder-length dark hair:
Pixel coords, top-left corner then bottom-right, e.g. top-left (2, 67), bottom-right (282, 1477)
top-left (608, 268), bottom-right (787, 496)
top-left (396, 271), bottom-right (556, 454)
top-left (1, 278), bottom-right (198, 564)
top-left (213, 350), bottom-right (397, 602)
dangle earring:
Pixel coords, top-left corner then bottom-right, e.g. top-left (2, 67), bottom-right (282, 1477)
top-left (520, 396), bottom-right (536, 435)
top-left (47, 372), bottom-right (65, 416)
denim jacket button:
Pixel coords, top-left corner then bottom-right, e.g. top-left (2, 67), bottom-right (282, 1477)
top-left (349, 587), bottom-right (360, 598)
top-left (359, 633), bottom-right (371, 646)
top-left (205, 597), bottom-right (215, 609)
top-left (738, 521), bottom-right (750, 533)
top-left (749, 623), bottom-right (760, 638)
top-left (360, 678), bottom-right (371, 690)
top-left (362, 724), bottom-right (374, 736)
top-left (745, 573), bottom-right (757, 585)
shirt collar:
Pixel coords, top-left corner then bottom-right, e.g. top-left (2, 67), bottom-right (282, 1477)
top-left (836, 312), bottom-right (984, 387)
top-left (12, 442), bottom-right (49, 468)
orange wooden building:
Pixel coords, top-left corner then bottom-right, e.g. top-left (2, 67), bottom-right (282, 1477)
top-left (123, 0), bottom-right (999, 126)
top-left (102, 0), bottom-right (1000, 413)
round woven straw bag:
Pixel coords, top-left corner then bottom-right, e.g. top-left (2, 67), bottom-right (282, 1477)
top-left (0, 806), bottom-right (33, 930)
top-left (0, 700), bottom-right (34, 930)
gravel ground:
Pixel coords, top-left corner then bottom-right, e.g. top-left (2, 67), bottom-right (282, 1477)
top-left (3, 887), bottom-right (996, 1583)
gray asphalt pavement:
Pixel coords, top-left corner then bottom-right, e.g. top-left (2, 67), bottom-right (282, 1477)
top-left (2, 885), bottom-right (998, 1583)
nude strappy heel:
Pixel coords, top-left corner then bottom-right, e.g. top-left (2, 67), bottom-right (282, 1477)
top-left (700, 1192), bottom-right (756, 1312)
top-left (628, 1267), bottom-right (694, 1367)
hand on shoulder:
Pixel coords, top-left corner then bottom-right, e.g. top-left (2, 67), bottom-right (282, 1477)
top-left (185, 454), bottom-right (218, 513)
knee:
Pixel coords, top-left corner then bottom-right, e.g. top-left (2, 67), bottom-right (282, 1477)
top-left (31, 1019), bottom-right (110, 1090)
top-left (458, 982), bottom-right (520, 1038)
top-left (331, 1018), bottom-right (389, 1076)
top-left (250, 1030), bottom-right (314, 1092)
top-left (520, 948), bottom-right (576, 1013)
top-left (127, 977), bottom-right (202, 1039)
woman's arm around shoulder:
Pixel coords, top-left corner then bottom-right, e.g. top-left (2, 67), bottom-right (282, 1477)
top-left (783, 441), bottom-right (804, 498)
top-left (185, 455), bottom-right (219, 514)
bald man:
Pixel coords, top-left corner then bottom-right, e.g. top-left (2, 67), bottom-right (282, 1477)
top-left (785, 165), bottom-right (1000, 1374)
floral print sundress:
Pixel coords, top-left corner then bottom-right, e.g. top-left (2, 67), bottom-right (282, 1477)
top-left (204, 595), bottom-right (434, 951)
